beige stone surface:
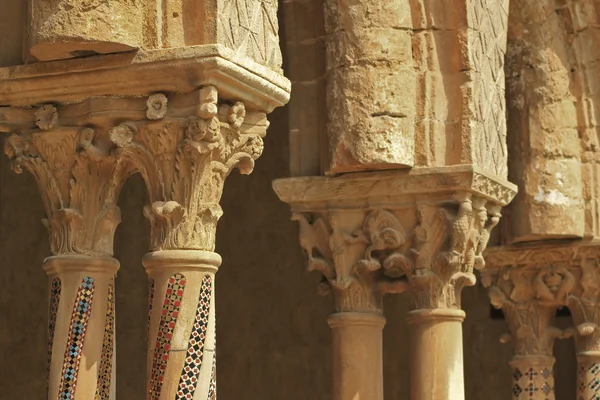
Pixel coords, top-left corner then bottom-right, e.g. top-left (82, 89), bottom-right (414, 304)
top-left (503, 0), bottom-right (600, 242)
top-left (29, 0), bottom-right (145, 61)
top-left (283, 0), bottom-right (510, 176)
top-left (26, 0), bottom-right (283, 71)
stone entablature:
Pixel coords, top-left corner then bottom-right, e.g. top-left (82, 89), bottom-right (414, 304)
top-left (0, 46), bottom-right (289, 112)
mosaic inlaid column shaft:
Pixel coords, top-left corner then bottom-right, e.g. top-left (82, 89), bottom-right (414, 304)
top-left (510, 356), bottom-right (555, 400)
top-left (577, 354), bottom-right (600, 399)
top-left (44, 255), bottom-right (118, 400)
top-left (328, 313), bottom-right (385, 400)
top-left (144, 250), bottom-right (219, 400)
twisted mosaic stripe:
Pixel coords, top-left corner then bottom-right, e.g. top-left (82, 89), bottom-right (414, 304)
top-left (58, 276), bottom-right (95, 400)
top-left (175, 275), bottom-right (212, 400)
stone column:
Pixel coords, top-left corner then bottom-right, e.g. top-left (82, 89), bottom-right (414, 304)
top-left (3, 112), bottom-right (129, 400)
top-left (105, 87), bottom-right (270, 400)
top-left (567, 257), bottom-right (600, 399)
top-left (287, 208), bottom-right (408, 400)
top-left (481, 260), bottom-right (576, 400)
top-left (403, 197), bottom-right (503, 400)
top-left (274, 167), bottom-right (516, 400)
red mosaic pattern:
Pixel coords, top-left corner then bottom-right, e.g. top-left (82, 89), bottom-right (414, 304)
top-left (512, 366), bottom-right (553, 399)
top-left (95, 279), bottom-right (115, 399)
top-left (148, 274), bottom-right (186, 400)
top-left (58, 277), bottom-right (95, 400)
top-left (175, 275), bottom-right (212, 399)
top-left (48, 278), bottom-right (61, 379)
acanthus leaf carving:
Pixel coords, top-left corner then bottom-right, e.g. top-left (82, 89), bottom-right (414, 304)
top-left (110, 86), bottom-right (266, 252)
top-left (4, 125), bottom-right (128, 256)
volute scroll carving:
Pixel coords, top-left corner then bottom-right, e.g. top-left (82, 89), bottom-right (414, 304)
top-left (109, 86), bottom-right (267, 252)
top-left (4, 121), bottom-right (130, 257)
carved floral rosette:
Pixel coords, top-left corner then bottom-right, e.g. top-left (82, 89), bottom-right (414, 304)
top-left (2, 86), bottom-right (269, 254)
top-left (273, 167), bottom-right (516, 312)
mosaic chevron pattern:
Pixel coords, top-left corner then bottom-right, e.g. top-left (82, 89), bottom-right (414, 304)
top-left (95, 280), bottom-right (115, 400)
top-left (58, 277), bottom-right (95, 400)
top-left (148, 274), bottom-right (186, 400)
top-left (48, 278), bottom-right (61, 379)
top-left (148, 279), bottom-right (155, 334)
top-left (208, 351), bottom-right (217, 400)
top-left (175, 275), bottom-right (212, 399)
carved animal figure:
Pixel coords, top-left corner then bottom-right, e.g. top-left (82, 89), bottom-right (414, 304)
top-left (291, 212), bottom-right (332, 263)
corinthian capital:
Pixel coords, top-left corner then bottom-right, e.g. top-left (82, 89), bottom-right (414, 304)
top-left (108, 86), bottom-right (269, 251)
top-left (3, 105), bottom-right (130, 256)
top-left (274, 166), bottom-right (516, 312)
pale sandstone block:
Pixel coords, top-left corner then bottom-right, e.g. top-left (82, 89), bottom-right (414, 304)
top-left (30, 0), bottom-right (146, 61)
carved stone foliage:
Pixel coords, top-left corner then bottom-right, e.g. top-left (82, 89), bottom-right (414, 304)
top-left (481, 265), bottom-right (575, 356)
top-left (4, 111), bottom-right (128, 256)
top-left (293, 210), bottom-right (408, 314)
top-left (293, 194), bottom-right (502, 312)
top-left (110, 86), bottom-right (267, 252)
top-left (568, 258), bottom-right (600, 353)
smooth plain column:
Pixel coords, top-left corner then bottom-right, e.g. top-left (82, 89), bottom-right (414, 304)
top-left (407, 309), bottom-right (466, 400)
top-left (329, 313), bottom-right (385, 400)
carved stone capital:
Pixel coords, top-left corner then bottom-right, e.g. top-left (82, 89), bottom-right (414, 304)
top-left (567, 256), bottom-right (600, 354)
top-left (485, 242), bottom-right (600, 354)
top-left (108, 86), bottom-right (269, 251)
top-left (3, 86), bottom-right (270, 255)
top-left (481, 265), bottom-right (574, 357)
top-left (291, 209), bottom-right (410, 313)
top-left (4, 107), bottom-right (129, 256)
top-left (274, 166), bottom-right (516, 312)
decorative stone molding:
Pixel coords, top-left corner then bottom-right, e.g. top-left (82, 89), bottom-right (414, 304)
top-left (274, 166), bottom-right (516, 312)
top-left (0, 47), bottom-right (289, 111)
top-left (292, 209), bottom-right (409, 313)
